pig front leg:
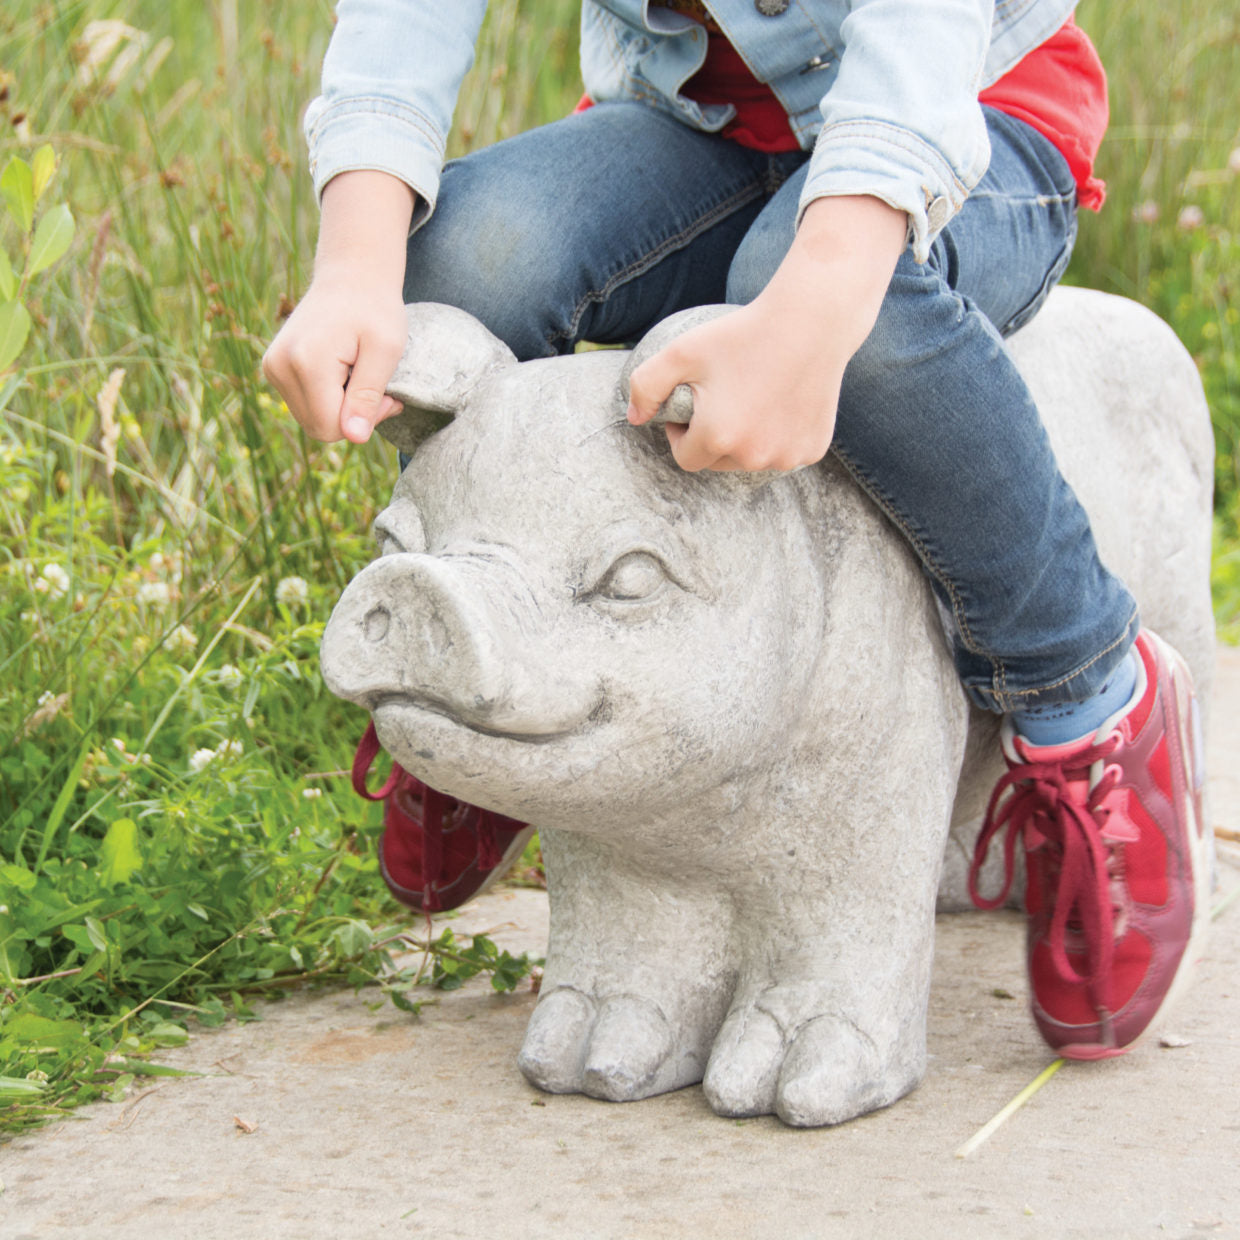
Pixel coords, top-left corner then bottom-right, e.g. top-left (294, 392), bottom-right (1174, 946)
top-left (517, 828), bottom-right (737, 1102)
top-left (702, 806), bottom-right (951, 1127)
top-left (702, 913), bottom-right (934, 1126)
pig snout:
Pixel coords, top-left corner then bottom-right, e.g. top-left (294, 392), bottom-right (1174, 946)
top-left (321, 552), bottom-right (599, 738)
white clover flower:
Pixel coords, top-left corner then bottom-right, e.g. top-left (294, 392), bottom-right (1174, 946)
top-left (1132, 200), bottom-right (1159, 225)
top-left (218, 663), bottom-right (243, 691)
top-left (37, 564), bottom-right (71, 599)
top-left (1176, 204), bottom-right (1204, 231)
top-left (166, 624), bottom-right (198, 655)
top-left (302, 787), bottom-right (323, 799)
top-left (188, 748), bottom-right (215, 773)
top-left (275, 575), bottom-right (310, 607)
top-left (215, 738), bottom-right (243, 762)
top-left (138, 580), bottom-right (172, 608)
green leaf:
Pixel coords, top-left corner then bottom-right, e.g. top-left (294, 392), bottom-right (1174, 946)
top-left (98, 817), bottom-right (142, 887)
top-left (144, 1021), bottom-right (188, 1048)
top-left (0, 863), bottom-right (38, 894)
top-left (113, 1058), bottom-right (196, 1078)
top-left (33, 743), bottom-right (91, 873)
top-left (31, 145), bottom-right (56, 202)
top-left (2, 1013), bottom-right (82, 1048)
top-left (25, 203), bottom-right (74, 277)
top-left (84, 916), bottom-right (108, 952)
top-left (0, 247), bottom-right (15, 301)
top-left (104, 1072), bottom-right (136, 1102)
top-left (0, 300), bottom-right (31, 372)
top-left (1, 157), bottom-right (34, 234)
top-left (329, 918), bottom-right (375, 958)
top-left (0, 1075), bottom-right (48, 1098)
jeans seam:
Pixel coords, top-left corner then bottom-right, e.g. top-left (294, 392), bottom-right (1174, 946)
top-left (991, 608), bottom-right (1140, 708)
top-left (549, 178), bottom-right (767, 350)
top-left (764, 154), bottom-right (792, 197)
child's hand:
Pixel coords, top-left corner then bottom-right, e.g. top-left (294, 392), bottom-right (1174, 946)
top-left (262, 171), bottom-right (416, 444)
top-left (264, 277), bottom-right (407, 443)
top-left (627, 195), bottom-right (907, 473)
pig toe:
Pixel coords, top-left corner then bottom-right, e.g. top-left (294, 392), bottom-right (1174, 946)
top-left (581, 995), bottom-right (687, 1102)
top-left (517, 987), bottom-right (596, 1093)
top-left (774, 1015), bottom-right (924, 1128)
top-left (701, 1004), bottom-right (785, 1117)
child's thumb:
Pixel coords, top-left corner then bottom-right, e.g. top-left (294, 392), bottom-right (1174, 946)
top-left (340, 349), bottom-right (402, 444)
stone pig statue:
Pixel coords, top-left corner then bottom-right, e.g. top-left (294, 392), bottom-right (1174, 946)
top-left (320, 287), bottom-right (1214, 1127)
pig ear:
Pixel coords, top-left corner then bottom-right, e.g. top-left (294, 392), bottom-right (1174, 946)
top-left (619, 304), bottom-right (736, 427)
top-left (377, 303), bottom-right (517, 455)
top-left (620, 305), bottom-right (788, 489)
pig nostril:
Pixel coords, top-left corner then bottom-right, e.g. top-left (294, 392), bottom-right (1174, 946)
top-left (363, 606), bottom-right (391, 643)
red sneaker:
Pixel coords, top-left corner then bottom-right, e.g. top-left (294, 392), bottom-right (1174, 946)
top-left (352, 722), bottom-right (534, 913)
top-left (969, 631), bottom-right (1210, 1059)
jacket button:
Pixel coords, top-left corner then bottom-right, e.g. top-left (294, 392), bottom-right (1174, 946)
top-left (926, 196), bottom-right (952, 233)
top-left (755, 0), bottom-right (789, 14)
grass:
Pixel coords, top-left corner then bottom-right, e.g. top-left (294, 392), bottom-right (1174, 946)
top-left (0, 0), bottom-right (1236, 1132)
top-left (1070, 0), bottom-right (1240, 633)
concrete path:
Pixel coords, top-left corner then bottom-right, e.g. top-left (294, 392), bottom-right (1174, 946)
top-left (4, 650), bottom-right (1239, 1240)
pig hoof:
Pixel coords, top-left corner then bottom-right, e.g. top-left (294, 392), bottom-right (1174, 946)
top-left (581, 995), bottom-right (679, 1102)
top-left (517, 987), bottom-right (596, 1093)
top-left (774, 1015), bottom-right (923, 1128)
top-left (701, 1005), bottom-right (785, 1117)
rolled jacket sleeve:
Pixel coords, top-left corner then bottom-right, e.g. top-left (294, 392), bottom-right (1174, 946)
top-left (304, 0), bottom-right (489, 229)
top-left (798, 0), bottom-right (995, 261)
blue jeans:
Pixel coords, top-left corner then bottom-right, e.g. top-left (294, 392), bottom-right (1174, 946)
top-left (403, 102), bottom-right (1138, 713)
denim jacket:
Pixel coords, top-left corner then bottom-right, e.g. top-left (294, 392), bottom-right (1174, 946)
top-left (305, 0), bottom-right (1077, 260)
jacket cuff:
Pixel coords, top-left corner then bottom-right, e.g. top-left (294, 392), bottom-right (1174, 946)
top-left (797, 118), bottom-right (990, 262)
top-left (305, 98), bottom-right (445, 230)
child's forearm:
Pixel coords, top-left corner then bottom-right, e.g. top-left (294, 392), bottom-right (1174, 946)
top-left (263, 170), bottom-right (417, 443)
top-left (762, 193), bottom-right (907, 366)
top-left (315, 171), bottom-right (417, 287)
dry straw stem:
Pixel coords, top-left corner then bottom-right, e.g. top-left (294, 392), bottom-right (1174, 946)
top-left (954, 1058), bottom-right (1066, 1159)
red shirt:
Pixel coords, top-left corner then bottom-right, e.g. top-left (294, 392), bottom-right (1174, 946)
top-left (588, 12), bottom-right (1109, 210)
top-left (979, 17), bottom-right (1108, 209)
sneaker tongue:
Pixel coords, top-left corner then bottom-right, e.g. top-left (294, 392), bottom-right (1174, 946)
top-left (1013, 734), bottom-right (1094, 765)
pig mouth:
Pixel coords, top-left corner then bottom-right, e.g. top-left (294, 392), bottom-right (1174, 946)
top-left (370, 691), bottom-right (597, 745)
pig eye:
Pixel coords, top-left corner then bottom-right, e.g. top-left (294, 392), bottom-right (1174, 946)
top-left (594, 551), bottom-right (669, 602)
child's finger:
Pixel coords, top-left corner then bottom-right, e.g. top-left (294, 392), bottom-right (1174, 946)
top-left (626, 345), bottom-right (689, 426)
top-left (339, 335), bottom-right (406, 443)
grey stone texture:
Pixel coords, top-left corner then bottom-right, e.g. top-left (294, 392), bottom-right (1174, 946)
top-left (319, 286), bottom-right (1215, 1127)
